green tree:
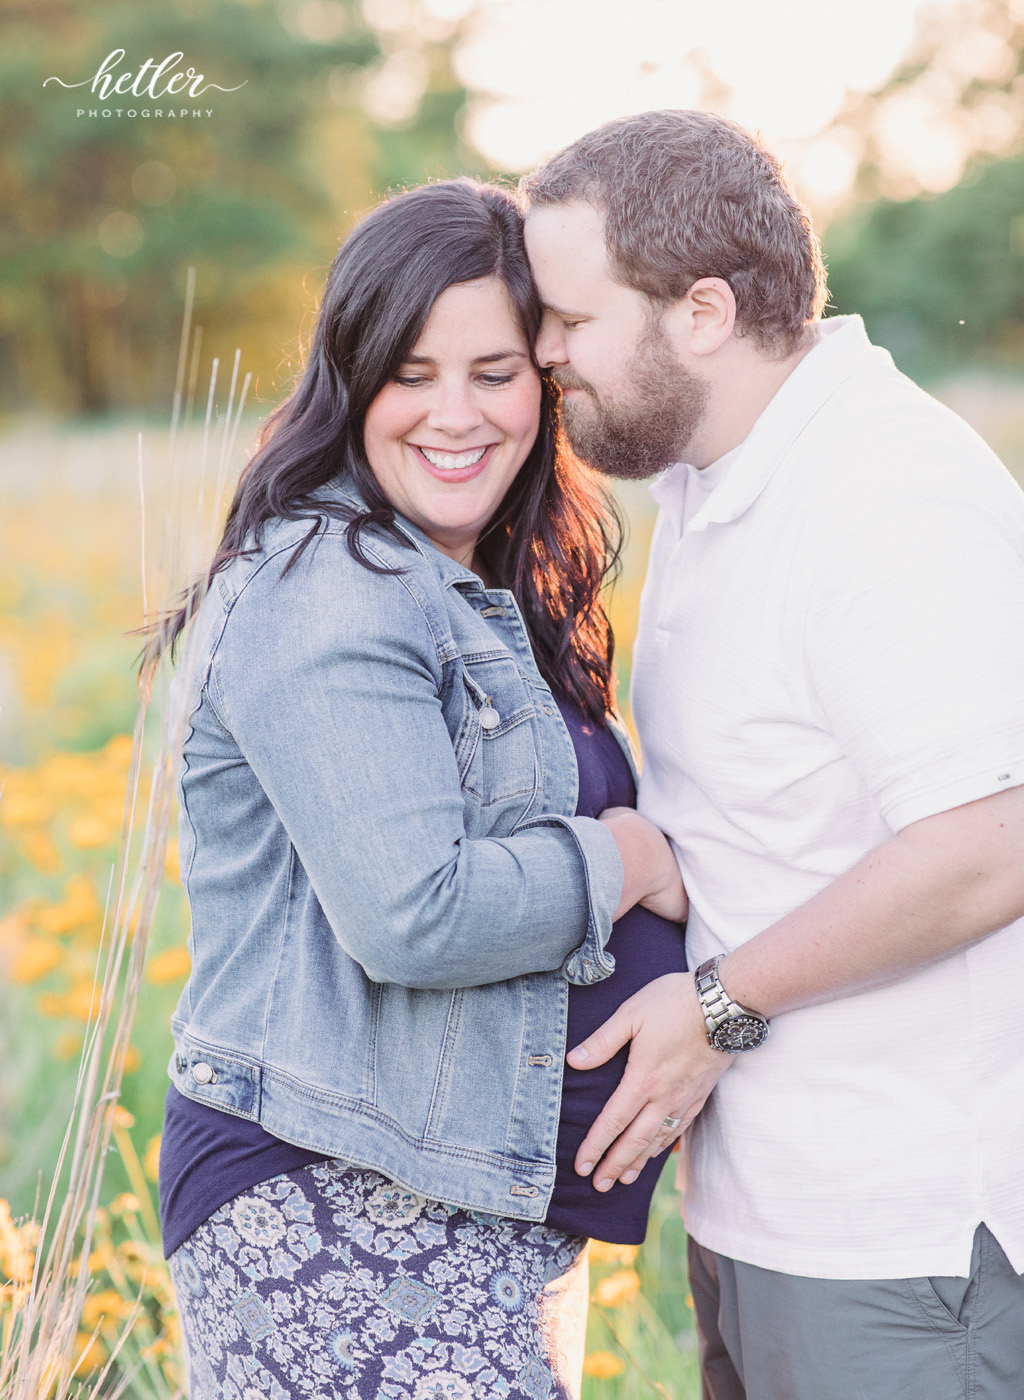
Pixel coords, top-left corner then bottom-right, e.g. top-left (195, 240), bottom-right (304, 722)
top-left (822, 0), bottom-right (1024, 376)
top-left (825, 152), bottom-right (1024, 374)
top-left (0, 0), bottom-right (481, 415)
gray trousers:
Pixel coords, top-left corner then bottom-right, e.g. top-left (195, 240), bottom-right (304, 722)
top-left (688, 1225), bottom-right (1024, 1400)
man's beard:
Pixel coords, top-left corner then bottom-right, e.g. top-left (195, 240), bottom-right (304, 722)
top-left (555, 322), bottom-right (707, 481)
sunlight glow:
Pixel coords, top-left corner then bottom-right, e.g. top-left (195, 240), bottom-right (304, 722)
top-left (448, 0), bottom-right (963, 208)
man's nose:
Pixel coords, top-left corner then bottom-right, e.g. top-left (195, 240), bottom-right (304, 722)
top-left (535, 313), bottom-right (568, 369)
top-left (426, 380), bottom-right (485, 436)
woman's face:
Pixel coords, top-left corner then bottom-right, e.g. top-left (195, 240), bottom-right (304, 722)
top-left (362, 276), bottom-right (542, 570)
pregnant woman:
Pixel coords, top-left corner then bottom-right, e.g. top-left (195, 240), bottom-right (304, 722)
top-left (155, 178), bottom-right (688, 1400)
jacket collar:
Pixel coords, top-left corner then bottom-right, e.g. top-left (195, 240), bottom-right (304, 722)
top-left (650, 315), bottom-right (893, 533)
top-left (318, 475), bottom-right (486, 590)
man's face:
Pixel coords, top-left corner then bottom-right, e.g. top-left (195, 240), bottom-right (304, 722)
top-left (524, 200), bottom-right (707, 479)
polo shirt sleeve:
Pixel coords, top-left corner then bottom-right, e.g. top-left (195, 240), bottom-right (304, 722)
top-left (804, 455), bottom-right (1024, 831)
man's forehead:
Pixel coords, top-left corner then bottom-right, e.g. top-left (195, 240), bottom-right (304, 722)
top-left (523, 199), bottom-right (614, 296)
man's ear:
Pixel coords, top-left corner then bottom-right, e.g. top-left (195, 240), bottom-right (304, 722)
top-left (662, 277), bottom-right (736, 357)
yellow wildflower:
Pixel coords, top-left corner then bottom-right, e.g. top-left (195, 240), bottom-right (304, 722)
top-left (0, 1199), bottom-right (36, 1283)
top-left (594, 1267), bottom-right (641, 1309)
top-left (34, 875), bottom-right (102, 934)
top-left (0, 785), bottom-right (55, 828)
top-left (147, 945), bottom-right (191, 985)
top-left (81, 1288), bottom-right (128, 1332)
top-left (583, 1351), bottom-right (625, 1379)
top-left (37, 991), bottom-right (67, 1018)
top-left (67, 814), bottom-right (112, 849)
top-left (73, 1331), bottom-right (107, 1374)
top-left (10, 936), bottom-right (61, 984)
top-left (66, 980), bottom-right (100, 1022)
top-left (164, 837), bottom-right (181, 882)
top-left (55, 1030), bottom-right (84, 1061)
top-left (20, 827), bottom-right (62, 871)
top-left (0, 910), bottom-right (29, 951)
top-left (588, 1239), bottom-right (639, 1266)
top-left (143, 1134), bottom-right (162, 1184)
top-left (104, 734), bottom-right (135, 768)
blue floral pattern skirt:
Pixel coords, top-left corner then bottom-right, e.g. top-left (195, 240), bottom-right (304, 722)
top-left (169, 1159), bottom-right (589, 1400)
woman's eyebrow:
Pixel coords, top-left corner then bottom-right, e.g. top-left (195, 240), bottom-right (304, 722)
top-left (402, 349), bottom-right (530, 365)
top-left (473, 349), bottom-right (531, 364)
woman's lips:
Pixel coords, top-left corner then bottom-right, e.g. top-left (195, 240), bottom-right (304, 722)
top-left (410, 443), bottom-right (498, 482)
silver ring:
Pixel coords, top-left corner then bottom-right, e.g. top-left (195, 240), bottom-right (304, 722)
top-left (661, 1115), bottom-right (682, 1131)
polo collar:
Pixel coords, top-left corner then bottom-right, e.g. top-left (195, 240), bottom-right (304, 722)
top-left (650, 315), bottom-right (891, 532)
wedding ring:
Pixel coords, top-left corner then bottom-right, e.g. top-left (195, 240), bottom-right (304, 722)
top-left (661, 1115), bottom-right (682, 1130)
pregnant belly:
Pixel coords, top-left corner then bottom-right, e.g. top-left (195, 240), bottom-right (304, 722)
top-left (544, 904), bottom-right (688, 1243)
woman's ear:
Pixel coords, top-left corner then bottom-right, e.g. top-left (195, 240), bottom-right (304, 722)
top-left (661, 277), bottom-right (736, 358)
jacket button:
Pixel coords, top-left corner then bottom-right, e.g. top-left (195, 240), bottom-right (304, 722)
top-left (191, 1061), bottom-right (217, 1085)
top-left (174, 1054), bottom-right (186, 1073)
top-left (478, 706), bottom-right (500, 730)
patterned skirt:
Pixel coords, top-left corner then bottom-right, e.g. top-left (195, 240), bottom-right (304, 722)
top-left (169, 1158), bottom-right (589, 1400)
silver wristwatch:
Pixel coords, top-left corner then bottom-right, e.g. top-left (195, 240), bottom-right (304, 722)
top-left (694, 956), bottom-right (770, 1053)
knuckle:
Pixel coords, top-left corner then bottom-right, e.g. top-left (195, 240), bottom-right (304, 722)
top-left (602, 1113), bottom-right (631, 1137)
top-left (635, 1071), bottom-right (661, 1098)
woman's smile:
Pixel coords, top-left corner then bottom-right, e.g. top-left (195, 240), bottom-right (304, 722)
top-left (410, 442), bottom-right (498, 481)
top-left (362, 276), bottom-right (542, 569)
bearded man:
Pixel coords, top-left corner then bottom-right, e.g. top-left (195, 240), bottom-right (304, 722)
top-left (522, 109), bottom-right (1024, 1400)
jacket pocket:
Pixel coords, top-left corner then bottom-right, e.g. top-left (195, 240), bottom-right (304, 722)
top-left (458, 654), bottom-right (540, 837)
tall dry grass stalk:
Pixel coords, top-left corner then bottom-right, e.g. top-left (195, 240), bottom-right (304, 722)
top-left (0, 274), bottom-right (250, 1400)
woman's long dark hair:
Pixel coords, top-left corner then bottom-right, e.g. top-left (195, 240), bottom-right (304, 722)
top-left (155, 179), bottom-right (622, 721)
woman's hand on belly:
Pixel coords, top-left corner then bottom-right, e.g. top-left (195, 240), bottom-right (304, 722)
top-left (599, 807), bottom-right (688, 924)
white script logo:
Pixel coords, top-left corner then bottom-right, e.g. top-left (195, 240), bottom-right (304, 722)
top-left (44, 50), bottom-right (248, 101)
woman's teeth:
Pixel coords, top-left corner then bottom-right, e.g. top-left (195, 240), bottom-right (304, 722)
top-left (419, 446), bottom-right (488, 471)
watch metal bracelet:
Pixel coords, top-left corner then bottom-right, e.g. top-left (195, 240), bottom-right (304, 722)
top-left (694, 955), bottom-right (770, 1053)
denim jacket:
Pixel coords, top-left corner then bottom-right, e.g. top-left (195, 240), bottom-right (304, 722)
top-left (168, 479), bottom-right (626, 1220)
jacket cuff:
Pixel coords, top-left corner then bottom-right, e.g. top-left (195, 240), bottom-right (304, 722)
top-left (517, 813), bottom-right (623, 985)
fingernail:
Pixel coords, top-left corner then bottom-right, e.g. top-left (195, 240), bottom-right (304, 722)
top-left (570, 1045), bottom-right (590, 1063)
top-left (595, 1178), bottom-right (613, 1192)
top-left (621, 1170), bottom-right (638, 1185)
top-left (577, 1161), bottom-right (593, 1177)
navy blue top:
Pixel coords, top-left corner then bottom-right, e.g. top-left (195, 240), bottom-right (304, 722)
top-left (159, 700), bottom-right (686, 1255)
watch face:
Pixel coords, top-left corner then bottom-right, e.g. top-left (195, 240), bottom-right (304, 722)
top-left (712, 1016), bottom-right (769, 1053)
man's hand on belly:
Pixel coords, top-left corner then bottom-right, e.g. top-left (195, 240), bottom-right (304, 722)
top-left (565, 972), bottom-right (731, 1192)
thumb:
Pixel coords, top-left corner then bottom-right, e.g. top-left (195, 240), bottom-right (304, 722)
top-left (566, 1002), bottom-right (634, 1070)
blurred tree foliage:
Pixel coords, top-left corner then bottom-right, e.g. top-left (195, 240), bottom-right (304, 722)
top-left (823, 0), bottom-right (1024, 375)
top-left (825, 153), bottom-right (1024, 374)
top-left (0, 0), bottom-right (481, 415)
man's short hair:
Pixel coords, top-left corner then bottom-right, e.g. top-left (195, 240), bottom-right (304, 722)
top-left (521, 109), bottom-right (827, 356)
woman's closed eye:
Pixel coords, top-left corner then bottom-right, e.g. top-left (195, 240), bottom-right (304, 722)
top-left (391, 371), bottom-right (520, 389)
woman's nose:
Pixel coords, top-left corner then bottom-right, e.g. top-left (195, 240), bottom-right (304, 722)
top-left (426, 380), bottom-right (485, 436)
top-left (535, 313), bottom-right (568, 370)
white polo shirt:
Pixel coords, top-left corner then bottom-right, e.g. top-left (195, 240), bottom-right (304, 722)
top-left (632, 315), bottom-right (1024, 1280)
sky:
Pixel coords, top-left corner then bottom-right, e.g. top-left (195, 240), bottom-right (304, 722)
top-left (410, 0), bottom-right (965, 210)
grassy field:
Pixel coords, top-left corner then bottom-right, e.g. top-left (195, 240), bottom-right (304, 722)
top-left (3, 380), bottom-right (1022, 1397)
top-left (0, 416), bottom-right (700, 1397)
